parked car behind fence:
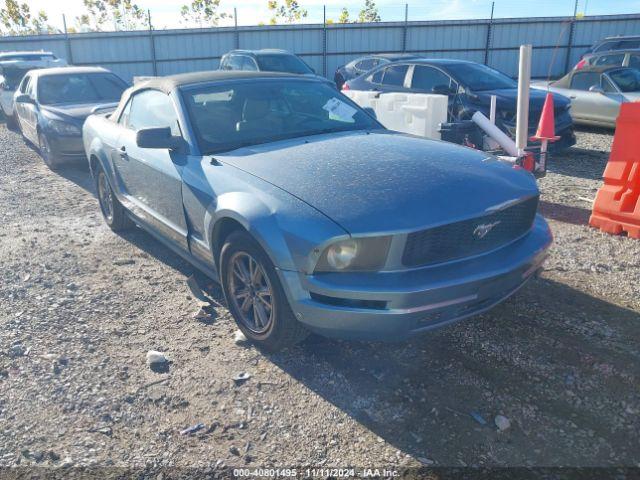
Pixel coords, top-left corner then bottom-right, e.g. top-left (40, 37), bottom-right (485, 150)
top-left (14, 66), bottom-right (128, 169)
top-left (334, 53), bottom-right (421, 90)
top-left (534, 66), bottom-right (640, 128)
top-left (0, 51), bottom-right (66, 128)
top-left (345, 58), bottom-right (576, 151)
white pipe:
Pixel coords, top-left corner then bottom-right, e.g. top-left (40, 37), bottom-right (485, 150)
top-left (472, 111), bottom-right (519, 157)
top-left (516, 44), bottom-right (532, 155)
top-left (489, 95), bottom-right (497, 124)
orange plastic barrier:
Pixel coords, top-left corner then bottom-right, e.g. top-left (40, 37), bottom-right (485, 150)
top-left (589, 103), bottom-right (640, 239)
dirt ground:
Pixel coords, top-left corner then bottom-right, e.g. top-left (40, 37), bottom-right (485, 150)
top-left (0, 121), bottom-right (639, 475)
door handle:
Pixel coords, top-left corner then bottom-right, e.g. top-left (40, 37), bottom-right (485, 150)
top-left (569, 95), bottom-right (577, 99)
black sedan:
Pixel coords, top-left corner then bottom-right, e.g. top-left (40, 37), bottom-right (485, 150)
top-left (334, 53), bottom-right (420, 90)
top-left (345, 59), bottom-right (576, 151)
top-left (13, 66), bottom-right (128, 169)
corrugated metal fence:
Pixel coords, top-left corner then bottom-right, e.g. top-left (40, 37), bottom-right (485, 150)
top-left (0, 13), bottom-right (639, 82)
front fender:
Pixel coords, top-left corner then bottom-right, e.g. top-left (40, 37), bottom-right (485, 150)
top-left (208, 190), bottom-right (347, 273)
top-left (208, 191), bottom-right (298, 272)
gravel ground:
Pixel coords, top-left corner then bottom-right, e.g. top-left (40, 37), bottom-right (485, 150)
top-left (0, 122), bottom-right (639, 475)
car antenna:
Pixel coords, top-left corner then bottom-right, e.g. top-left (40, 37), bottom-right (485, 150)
top-left (210, 156), bottom-right (222, 166)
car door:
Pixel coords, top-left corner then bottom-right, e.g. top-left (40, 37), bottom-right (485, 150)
top-left (371, 64), bottom-right (410, 93)
top-left (563, 71), bottom-right (618, 125)
top-left (114, 89), bottom-right (190, 250)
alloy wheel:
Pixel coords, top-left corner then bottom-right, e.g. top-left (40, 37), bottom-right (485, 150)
top-left (97, 172), bottom-right (114, 222)
top-left (227, 251), bottom-right (274, 334)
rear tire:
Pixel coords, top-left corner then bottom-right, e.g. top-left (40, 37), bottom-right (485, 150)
top-left (220, 231), bottom-right (309, 352)
top-left (95, 165), bottom-right (132, 232)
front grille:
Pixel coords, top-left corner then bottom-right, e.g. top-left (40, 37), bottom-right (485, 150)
top-left (402, 196), bottom-right (539, 268)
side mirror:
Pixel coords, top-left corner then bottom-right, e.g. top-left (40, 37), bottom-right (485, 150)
top-left (136, 127), bottom-right (182, 150)
top-left (589, 85), bottom-right (605, 94)
top-left (431, 84), bottom-right (455, 96)
top-left (0, 75), bottom-right (5, 90)
top-left (15, 94), bottom-right (34, 104)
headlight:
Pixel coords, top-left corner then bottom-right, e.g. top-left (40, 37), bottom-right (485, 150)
top-left (314, 236), bottom-right (392, 272)
top-left (48, 119), bottom-right (81, 135)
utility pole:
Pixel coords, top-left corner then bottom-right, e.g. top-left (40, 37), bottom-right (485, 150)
top-left (564, 0), bottom-right (579, 73)
top-left (62, 14), bottom-right (74, 64)
top-left (148, 10), bottom-right (158, 76)
top-left (234, 7), bottom-right (239, 49)
top-left (402, 4), bottom-right (408, 53)
top-left (322, 5), bottom-right (327, 77)
top-left (484, 1), bottom-right (495, 66)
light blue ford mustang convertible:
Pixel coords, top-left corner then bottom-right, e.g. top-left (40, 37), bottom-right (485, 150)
top-left (83, 71), bottom-right (552, 351)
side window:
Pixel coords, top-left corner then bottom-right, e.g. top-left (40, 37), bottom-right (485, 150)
top-left (594, 54), bottom-right (625, 67)
top-left (126, 90), bottom-right (181, 136)
top-left (629, 55), bottom-right (640, 69)
top-left (381, 65), bottom-right (409, 86)
top-left (570, 72), bottom-right (601, 90)
top-left (620, 39), bottom-right (640, 49)
top-left (602, 75), bottom-right (617, 93)
top-left (355, 58), bottom-right (375, 72)
top-left (369, 68), bottom-right (384, 84)
top-left (411, 65), bottom-right (452, 91)
top-left (594, 41), bottom-right (619, 53)
top-left (119, 98), bottom-right (132, 126)
top-left (227, 55), bottom-right (243, 71)
top-left (19, 75), bottom-right (31, 94)
top-left (25, 78), bottom-right (35, 97)
top-left (241, 56), bottom-right (258, 71)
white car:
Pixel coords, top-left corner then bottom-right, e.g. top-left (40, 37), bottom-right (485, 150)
top-left (0, 51), bottom-right (66, 127)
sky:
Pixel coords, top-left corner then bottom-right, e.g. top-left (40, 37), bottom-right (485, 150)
top-left (23, 0), bottom-right (640, 32)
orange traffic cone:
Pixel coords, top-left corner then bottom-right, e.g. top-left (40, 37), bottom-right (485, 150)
top-left (531, 92), bottom-right (561, 142)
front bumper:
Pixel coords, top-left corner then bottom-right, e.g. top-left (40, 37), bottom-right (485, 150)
top-left (279, 215), bottom-right (552, 341)
top-left (44, 132), bottom-right (86, 163)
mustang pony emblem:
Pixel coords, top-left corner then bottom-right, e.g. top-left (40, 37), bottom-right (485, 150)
top-left (473, 221), bottom-right (501, 239)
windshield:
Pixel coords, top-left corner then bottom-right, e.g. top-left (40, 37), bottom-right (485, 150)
top-left (256, 54), bottom-right (313, 74)
top-left (37, 73), bottom-right (127, 106)
top-left (183, 79), bottom-right (380, 154)
top-left (608, 68), bottom-right (640, 92)
top-left (446, 63), bottom-right (517, 91)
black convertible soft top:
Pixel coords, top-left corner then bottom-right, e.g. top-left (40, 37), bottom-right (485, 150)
top-left (133, 70), bottom-right (307, 94)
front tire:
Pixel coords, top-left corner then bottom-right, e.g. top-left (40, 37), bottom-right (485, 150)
top-left (95, 166), bottom-right (132, 232)
top-left (220, 231), bottom-right (309, 351)
top-left (3, 111), bottom-right (16, 130)
top-left (39, 131), bottom-right (60, 170)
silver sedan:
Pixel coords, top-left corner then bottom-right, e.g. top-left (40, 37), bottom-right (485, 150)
top-left (534, 66), bottom-right (640, 128)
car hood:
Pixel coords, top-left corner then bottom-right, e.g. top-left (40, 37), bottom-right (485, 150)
top-left (470, 87), bottom-right (570, 112)
top-left (216, 131), bottom-right (539, 235)
top-left (42, 102), bottom-right (118, 123)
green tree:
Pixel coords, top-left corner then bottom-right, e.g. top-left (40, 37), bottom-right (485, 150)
top-left (0, 0), bottom-right (56, 35)
top-left (180, 0), bottom-right (230, 27)
top-left (267, 0), bottom-right (307, 24)
top-left (338, 7), bottom-right (350, 23)
top-left (76, 0), bottom-right (146, 32)
top-left (358, 0), bottom-right (380, 23)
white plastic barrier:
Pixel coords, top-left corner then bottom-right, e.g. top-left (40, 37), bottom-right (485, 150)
top-left (343, 90), bottom-right (448, 140)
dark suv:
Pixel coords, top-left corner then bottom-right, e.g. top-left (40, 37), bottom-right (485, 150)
top-left (219, 49), bottom-right (316, 76)
top-left (584, 35), bottom-right (640, 57)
